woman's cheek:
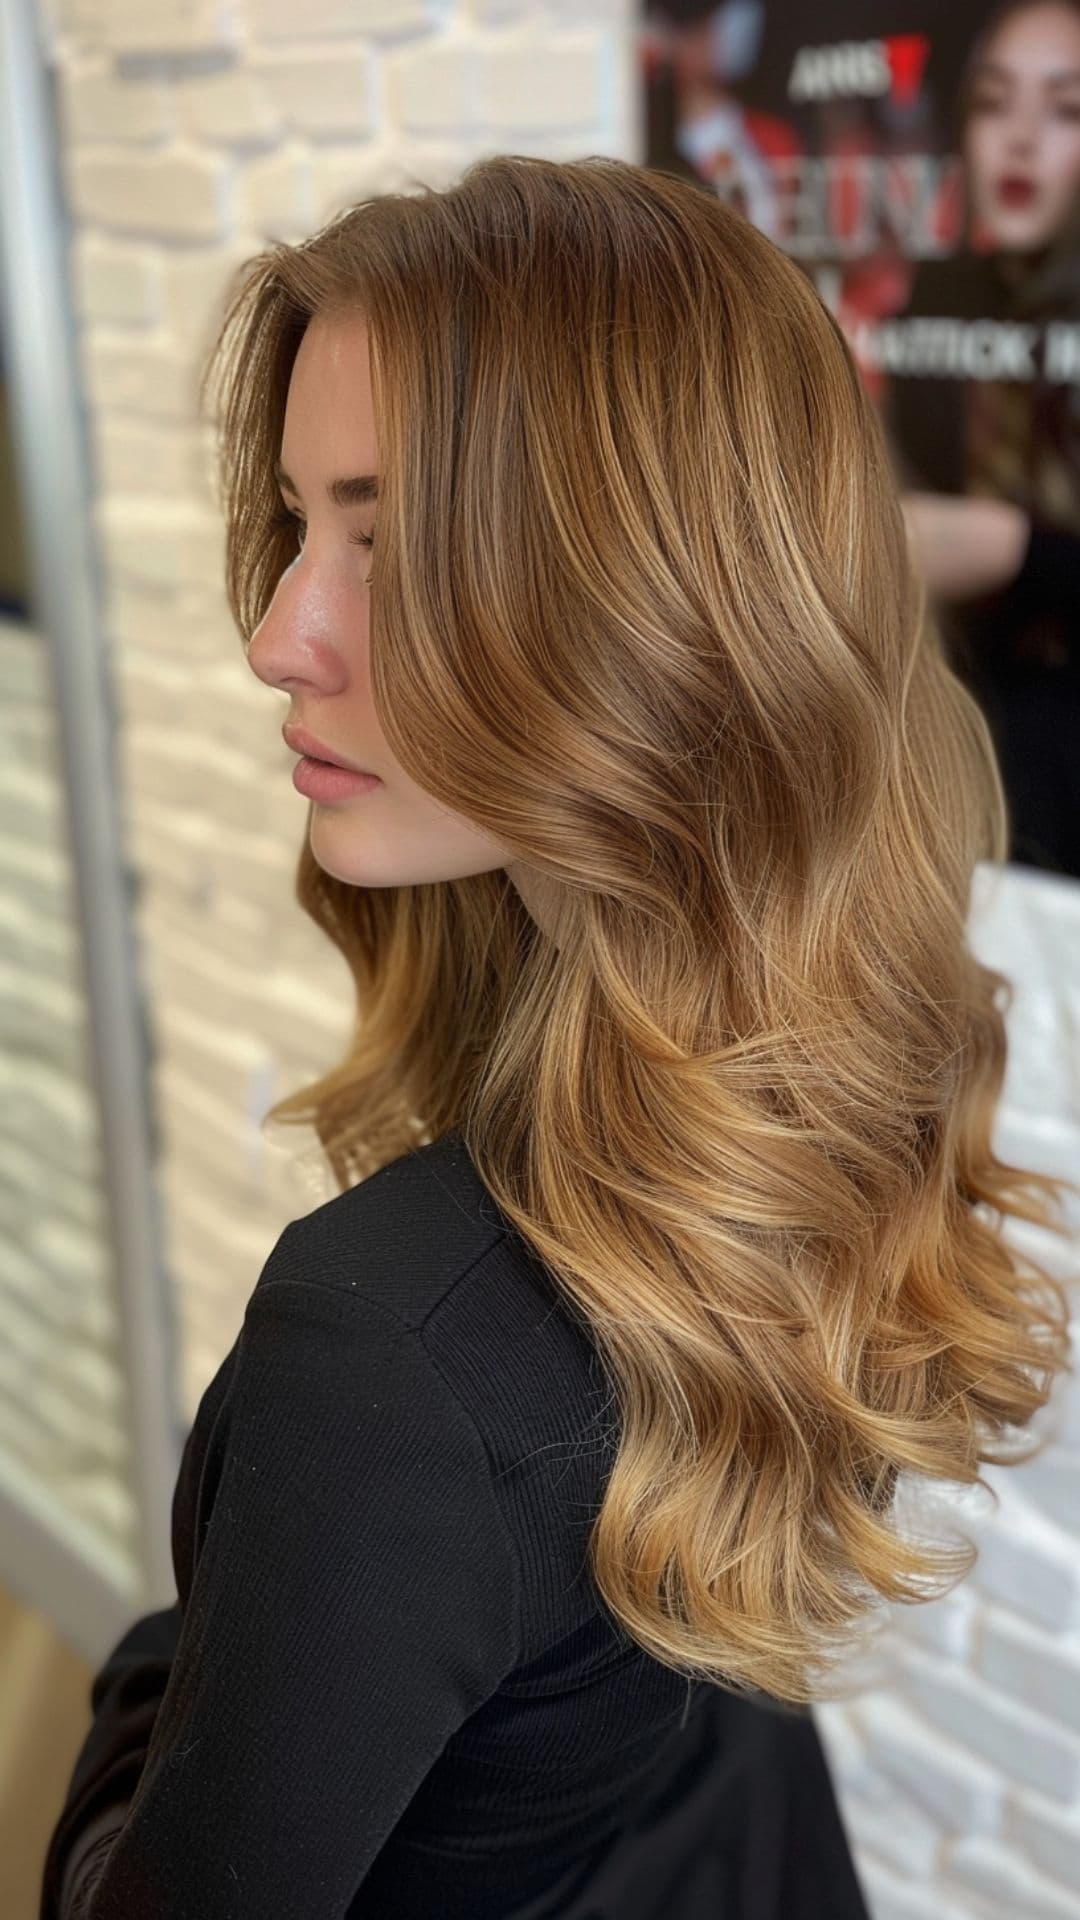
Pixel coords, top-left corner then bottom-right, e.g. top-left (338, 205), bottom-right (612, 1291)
top-left (964, 124), bottom-right (999, 224)
top-left (1044, 127), bottom-right (1080, 208)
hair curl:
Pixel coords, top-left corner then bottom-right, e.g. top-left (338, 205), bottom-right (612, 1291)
top-left (199, 153), bottom-right (1076, 1705)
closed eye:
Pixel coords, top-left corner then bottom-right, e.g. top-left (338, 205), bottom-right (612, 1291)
top-left (273, 505), bottom-right (373, 551)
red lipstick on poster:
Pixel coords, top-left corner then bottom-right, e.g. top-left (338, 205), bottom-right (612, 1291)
top-left (996, 174), bottom-right (1037, 207)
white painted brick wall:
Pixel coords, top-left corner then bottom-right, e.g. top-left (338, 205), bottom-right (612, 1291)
top-left (818, 867), bottom-right (1080, 1918)
top-left (0, 618), bottom-right (139, 1573)
top-left (24, 3), bottom-right (1080, 1914)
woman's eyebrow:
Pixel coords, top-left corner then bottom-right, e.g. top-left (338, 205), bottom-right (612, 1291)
top-left (274, 461), bottom-right (378, 507)
top-left (974, 61), bottom-right (1080, 86)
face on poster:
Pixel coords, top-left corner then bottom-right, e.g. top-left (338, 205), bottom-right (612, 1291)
top-left (640, 3), bottom-right (1080, 420)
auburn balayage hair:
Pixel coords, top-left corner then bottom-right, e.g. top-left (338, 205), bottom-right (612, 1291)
top-left (199, 154), bottom-right (1076, 1706)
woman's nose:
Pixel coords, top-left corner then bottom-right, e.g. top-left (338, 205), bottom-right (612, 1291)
top-left (1002, 103), bottom-right (1039, 152)
top-left (245, 589), bottom-right (306, 695)
top-left (244, 591), bottom-right (290, 687)
top-left (245, 573), bottom-right (350, 696)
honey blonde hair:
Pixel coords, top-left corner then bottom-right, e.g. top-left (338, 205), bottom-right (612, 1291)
top-left (200, 154), bottom-right (1075, 1705)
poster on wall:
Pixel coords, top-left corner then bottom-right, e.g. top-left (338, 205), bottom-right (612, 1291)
top-left (640, 1), bottom-right (1080, 878)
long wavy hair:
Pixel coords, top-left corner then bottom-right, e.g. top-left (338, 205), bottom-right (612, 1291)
top-left (199, 153), bottom-right (1076, 1706)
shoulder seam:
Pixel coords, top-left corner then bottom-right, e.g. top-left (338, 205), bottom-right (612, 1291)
top-left (257, 1217), bottom-right (507, 1333)
top-left (245, 1276), bottom-right (414, 1334)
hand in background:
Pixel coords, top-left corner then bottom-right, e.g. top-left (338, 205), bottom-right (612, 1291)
top-left (901, 493), bottom-right (1030, 602)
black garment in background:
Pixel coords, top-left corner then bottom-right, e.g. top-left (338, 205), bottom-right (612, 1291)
top-left (39, 1130), bottom-right (871, 1920)
top-left (955, 518), bottom-right (1080, 880)
top-left (886, 251), bottom-right (1080, 881)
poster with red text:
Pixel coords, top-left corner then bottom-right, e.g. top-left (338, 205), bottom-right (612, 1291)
top-left (641, 1), bottom-right (1080, 874)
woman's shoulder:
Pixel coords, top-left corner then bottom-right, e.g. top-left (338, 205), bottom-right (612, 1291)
top-left (255, 1130), bottom-right (605, 1408)
top-left (263, 1126), bottom-right (613, 1460)
top-left (255, 1129), bottom-right (510, 1326)
top-left (237, 1132), bottom-right (620, 1650)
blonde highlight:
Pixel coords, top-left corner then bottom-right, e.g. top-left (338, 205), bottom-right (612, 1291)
top-left (200, 154), bottom-right (1076, 1705)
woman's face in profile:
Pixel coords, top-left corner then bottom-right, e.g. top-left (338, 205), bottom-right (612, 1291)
top-left (245, 311), bottom-right (512, 894)
top-left (964, 1), bottom-right (1080, 251)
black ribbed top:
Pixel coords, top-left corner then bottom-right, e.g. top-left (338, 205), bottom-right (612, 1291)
top-left (40, 1128), bottom-right (870, 1920)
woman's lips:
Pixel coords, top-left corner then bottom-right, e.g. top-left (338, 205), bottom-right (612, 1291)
top-left (996, 176), bottom-right (1037, 207)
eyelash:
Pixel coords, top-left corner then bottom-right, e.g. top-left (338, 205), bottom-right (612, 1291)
top-left (272, 506), bottom-right (374, 573)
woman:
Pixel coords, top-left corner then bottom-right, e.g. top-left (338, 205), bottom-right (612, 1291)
top-left (41, 153), bottom-right (1074, 1920)
top-left (889, 0), bottom-right (1080, 876)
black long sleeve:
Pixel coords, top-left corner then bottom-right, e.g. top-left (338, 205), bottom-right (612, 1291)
top-left (995, 515), bottom-right (1080, 673)
top-left (42, 1221), bottom-right (520, 1919)
top-left (62, 1810), bottom-right (128, 1918)
top-left (41, 1602), bottom-right (184, 1918)
top-left (39, 1130), bottom-right (872, 1920)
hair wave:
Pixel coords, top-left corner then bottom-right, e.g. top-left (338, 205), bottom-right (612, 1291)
top-left (199, 154), bottom-right (1076, 1705)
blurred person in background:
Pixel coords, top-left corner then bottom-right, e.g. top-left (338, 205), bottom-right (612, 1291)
top-left (889, 0), bottom-right (1080, 878)
top-left (643, 1), bottom-right (1080, 877)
